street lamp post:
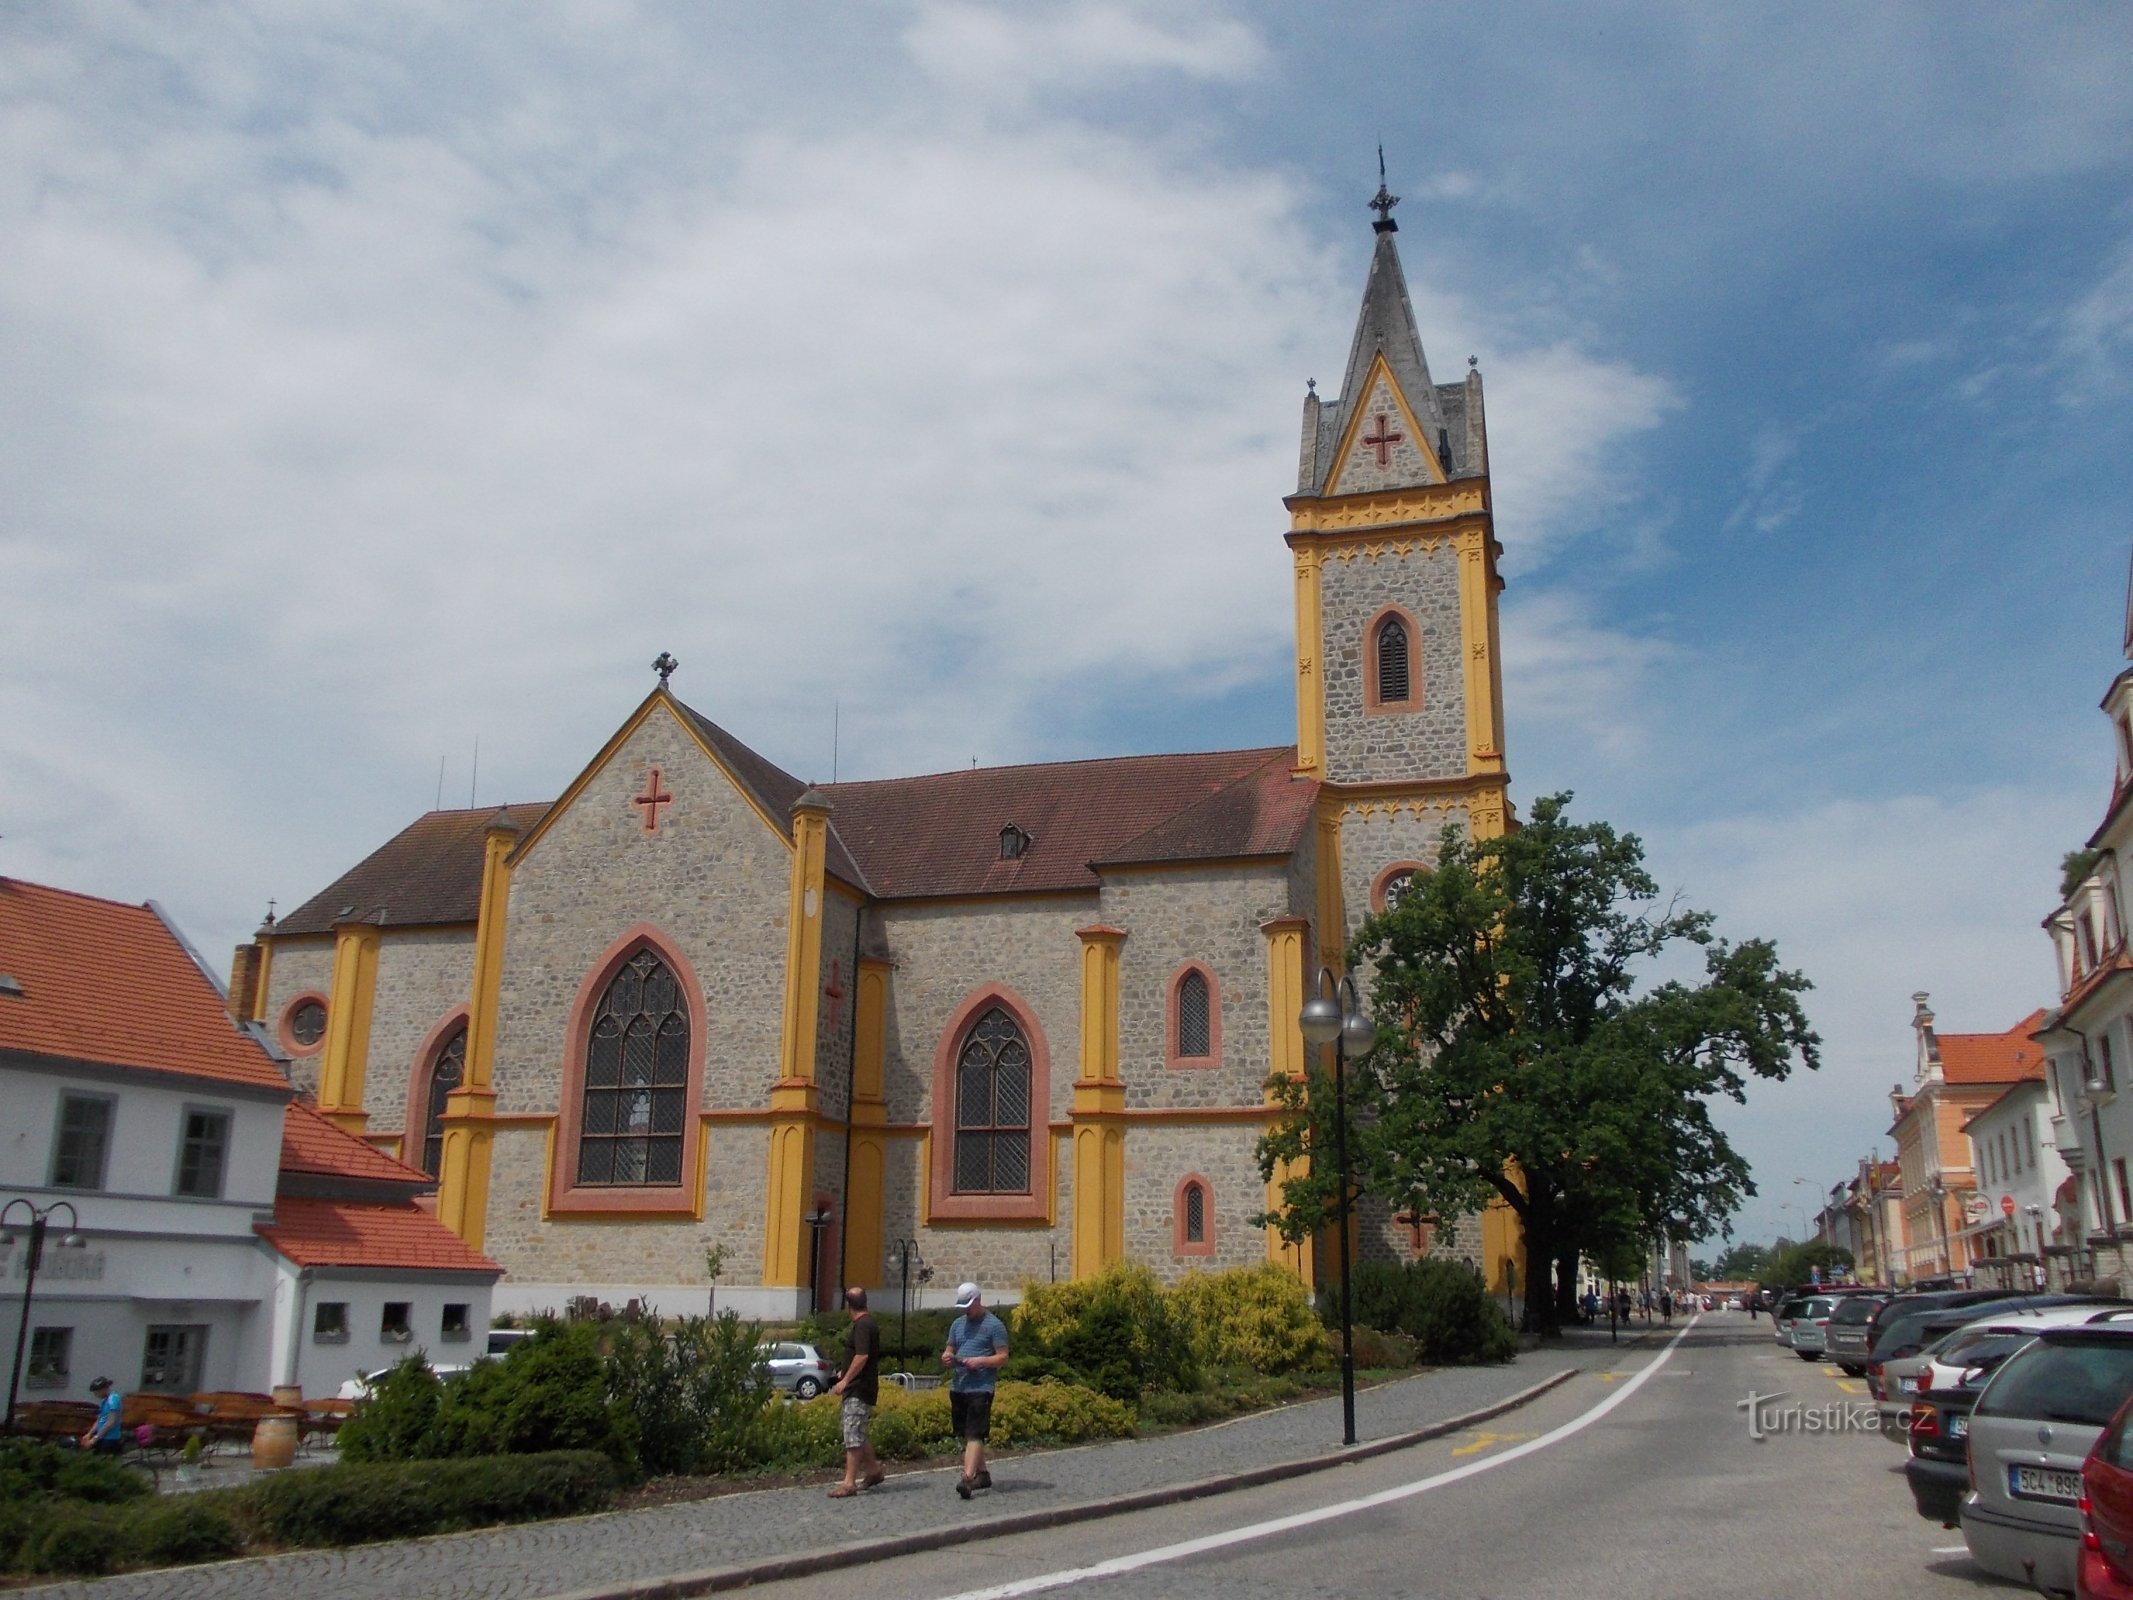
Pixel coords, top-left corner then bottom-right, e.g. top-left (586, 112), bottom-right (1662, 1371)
top-left (2, 1200), bottom-right (85, 1433)
top-left (1929, 1177), bottom-right (1952, 1281)
top-left (802, 1206), bottom-right (833, 1314)
top-left (1299, 966), bottom-right (1374, 1449)
top-left (886, 1238), bottom-right (929, 1374)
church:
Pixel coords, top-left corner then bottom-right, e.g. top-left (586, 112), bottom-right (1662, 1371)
top-left (229, 189), bottom-right (1522, 1320)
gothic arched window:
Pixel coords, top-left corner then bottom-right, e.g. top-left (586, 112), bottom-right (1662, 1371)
top-left (419, 1024), bottom-right (466, 1179)
top-left (1375, 615), bottom-right (1411, 704)
top-left (953, 1006), bottom-right (1032, 1194)
top-left (1167, 963), bottom-right (1221, 1068)
top-left (577, 950), bottom-right (690, 1187)
top-left (1176, 971), bottom-right (1210, 1058)
top-left (1175, 1174), bottom-right (1214, 1255)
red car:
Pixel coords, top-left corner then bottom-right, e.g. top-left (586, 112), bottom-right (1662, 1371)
top-left (2081, 1392), bottom-right (2133, 1598)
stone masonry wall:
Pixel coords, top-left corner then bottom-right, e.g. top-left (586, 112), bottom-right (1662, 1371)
top-left (1335, 800), bottom-right (1468, 958)
top-left (812, 890), bottom-right (861, 1123)
top-left (363, 927), bottom-right (477, 1145)
top-left (1122, 1123), bottom-right (1269, 1277)
top-left (1321, 541), bottom-right (1465, 785)
top-left (259, 939), bottom-right (334, 1097)
top-left (487, 704), bottom-right (794, 1283)
top-left (1099, 863), bottom-right (1289, 1111)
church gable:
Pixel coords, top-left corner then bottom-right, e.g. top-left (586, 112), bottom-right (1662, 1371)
top-left (1327, 360), bottom-right (1444, 496)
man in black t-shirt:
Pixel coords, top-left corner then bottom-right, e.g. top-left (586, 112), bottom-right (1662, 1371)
top-left (829, 1286), bottom-right (884, 1497)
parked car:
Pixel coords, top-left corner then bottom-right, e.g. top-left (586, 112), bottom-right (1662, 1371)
top-left (487, 1328), bottom-right (533, 1356)
top-left (1824, 1292), bottom-right (1895, 1375)
top-left (1960, 1324), bottom-right (2133, 1595)
top-left (1868, 1294), bottom-right (2108, 1403)
top-left (1790, 1295), bottom-right (1841, 1360)
top-left (1774, 1297), bottom-right (1811, 1348)
top-left (2079, 1392), bottom-right (2133, 1599)
top-left (756, 1340), bottom-right (837, 1399)
top-left (1923, 1307), bottom-right (2133, 1395)
top-left (337, 1361), bottom-right (474, 1401)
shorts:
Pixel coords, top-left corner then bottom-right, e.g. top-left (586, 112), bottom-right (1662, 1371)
top-left (950, 1389), bottom-right (993, 1443)
top-left (840, 1396), bottom-right (874, 1450)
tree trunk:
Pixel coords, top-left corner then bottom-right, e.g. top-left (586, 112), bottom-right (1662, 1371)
top-left (1521, 1206), bottom-right (1561, 1336)
top-left (1553, 1249), bottom-right (1580, 1327)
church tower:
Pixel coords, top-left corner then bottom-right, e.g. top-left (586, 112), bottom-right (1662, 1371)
top-left (1287, 174), bottom-right (1510, 962)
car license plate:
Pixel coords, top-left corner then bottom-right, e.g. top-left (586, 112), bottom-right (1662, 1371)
top-left (2010, 1465), bottom-right (2081, 1503)
top-left (1950, 1415), bottom-right (1968, 1440)
top-left (1898, 1376), bottom-right (1918, 1393)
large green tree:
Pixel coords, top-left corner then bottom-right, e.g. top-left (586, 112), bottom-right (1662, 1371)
top-left (1258, 794), bottom-right (1820, 1334)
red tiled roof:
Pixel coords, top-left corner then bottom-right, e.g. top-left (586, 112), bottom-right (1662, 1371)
top-left (821, 747), bottom-right (1316, 899)
top-left (280, 1100), bottom-right (430, 1186)
top-left (0, 877), bottom-right (289, 1092)
top-left (274, 803), bottom-right (550, 937)
top-left (1939, 1009), bottom-right (2049, 1085)
top-left (256, 1196), bottom-right (499, 1273)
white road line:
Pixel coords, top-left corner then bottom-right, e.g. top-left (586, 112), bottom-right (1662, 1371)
top-left (1933, 1545), bottom-right (1968, 1554)
top-left (936, 1317), bottom-right (1702, 1600)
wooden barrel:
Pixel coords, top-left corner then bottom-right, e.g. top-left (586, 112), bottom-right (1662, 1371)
top-left (251, 1413), bottom-right (299, 1471)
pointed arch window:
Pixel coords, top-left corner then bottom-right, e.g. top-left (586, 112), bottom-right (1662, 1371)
top-left (1166, 962), bottom-right (1222, 1069)
top-left (1174, 1174), bottom-right (1214, 1256)
top-left (1365, 606), bottom-right (1422, 712)
top-left (953, 1006), bottom-right (1032, 1194)
top-left (419, 1024), bottom-right (467, 1179)
top-left (577, 950), bottom-right (690, 1187)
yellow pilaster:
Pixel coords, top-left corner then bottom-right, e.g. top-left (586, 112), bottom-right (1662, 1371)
top-left (1313, 801), bottom-right (1345, 970)
top-left (318, 920), bottom-right (380, 1134)
top-left (1456, 527), bottom-right (1506, 777)
top-left (1291, 543), bottom-right (1326, 777)
top-left (766, 792), bottom-right (831, 1288)
top-left (437, 814), bottom-right (516, 1250)
top-left (249, 939), bottom-right (273, 1023)
top-left (1071, 925), bottom-right (1128, 1280)
top-left (1260, 915), bottom-right (1315, 1283)
top-left (844, 956), bottom-right (894, 1289)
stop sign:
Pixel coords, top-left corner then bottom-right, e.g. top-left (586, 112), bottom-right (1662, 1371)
top-left (2001, 1194), bottom-right (2016, 1217)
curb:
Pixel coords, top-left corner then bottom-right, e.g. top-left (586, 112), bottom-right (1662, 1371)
top-left (547, 1366), bottom-right (1582, 1600)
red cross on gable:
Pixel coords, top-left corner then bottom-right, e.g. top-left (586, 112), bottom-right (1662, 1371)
top-left (632, 766), bottom-right (674, 834)
top-left (1361, 412), bottom-right (1404, 469)
top-left (824, 960), bottom-right (846, 1028)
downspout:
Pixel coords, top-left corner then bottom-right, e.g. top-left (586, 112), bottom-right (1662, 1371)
top-left (836, 907), bottom-right (864, 1294)
top-left (281, 1266), bottom-right (312, 1390)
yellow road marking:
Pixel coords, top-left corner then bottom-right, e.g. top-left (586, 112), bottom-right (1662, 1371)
top-left (1450, 1430), bottom-right (1534, 1457)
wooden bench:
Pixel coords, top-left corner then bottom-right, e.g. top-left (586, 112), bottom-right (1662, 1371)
top-left (186, 1391), bottom-right (301, 1449)
top-left (9, 1400), bottom-right (95, 1442)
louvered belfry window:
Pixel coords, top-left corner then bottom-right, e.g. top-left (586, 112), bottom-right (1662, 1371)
top-left (1376, 616), bottom-right (1411, 703)
top-left (578, 951), bottom-right (690, 1186)
top-left (954, 1006), bottom-right (1033, 1193)
top-left (1176, 970), bottom-right (1211, 1058)
top-left (421, 1025), bottom-right (468, 1178)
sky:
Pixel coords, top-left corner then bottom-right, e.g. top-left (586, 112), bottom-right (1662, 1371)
top-left (3, 1), bottom-right (2131, 1250)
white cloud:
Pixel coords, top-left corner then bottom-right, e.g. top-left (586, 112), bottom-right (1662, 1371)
top-left (1500, 591), bottom-right (1674, 765)
top-left (903, 0), bottom-right (1265, 101)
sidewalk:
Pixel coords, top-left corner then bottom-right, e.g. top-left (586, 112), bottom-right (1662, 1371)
top-left (26, 1340), bottom-right (1642, 1600)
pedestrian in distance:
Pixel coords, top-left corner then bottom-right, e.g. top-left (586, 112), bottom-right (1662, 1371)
top-left (942, 1281), bottom-right (1009, 1500)
top-left (78, 1377), bottom-right (122, 1455)
top-left (828, 1286), bottom-right (885, 1498)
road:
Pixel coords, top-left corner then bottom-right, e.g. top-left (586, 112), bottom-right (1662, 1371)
top-left (737, 1315), bottom-right (2031, 1600)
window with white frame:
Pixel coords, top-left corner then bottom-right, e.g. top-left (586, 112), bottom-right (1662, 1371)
top-left (174, 1107), bottom-right (232, 1198)
top-left (313, 1302), bottom-right (349, 1344)
top-left (50, 1094), bottom-right (113, 1190)
top-left (26, 1327), bottom-right (70, 1389)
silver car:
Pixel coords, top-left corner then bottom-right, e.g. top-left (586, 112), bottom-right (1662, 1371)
top-left (1790, 1296), bottom-right (1837, 1360)
top-left (755, 1340), bottom-right (837, 1399)
top-left (1959, 1324), bottom-right (2133, 1595)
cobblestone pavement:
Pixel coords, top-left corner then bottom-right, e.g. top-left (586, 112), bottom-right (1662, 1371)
top-left (28, 1337), bottom-right (1652, 1600)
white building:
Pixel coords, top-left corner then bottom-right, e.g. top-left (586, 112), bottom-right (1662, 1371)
top-left (1, 877), bottom-right (497, 1407)
top-left (1959, 1079), bottom-right (2071, 1289)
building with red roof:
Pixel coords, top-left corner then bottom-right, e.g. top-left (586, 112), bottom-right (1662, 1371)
top-left (3, 877), bottom-right (496, 1406)
top-left (238, 205), bottom-right (1526, 1319)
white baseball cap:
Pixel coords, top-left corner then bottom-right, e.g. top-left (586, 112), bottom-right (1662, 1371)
top-left (954, 1281), bottom-right (982, 1308)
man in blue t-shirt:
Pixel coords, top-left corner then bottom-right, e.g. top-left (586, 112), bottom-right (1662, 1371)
top-left (80, 1376), bottom-right (123, 1455)
top-left (941, 1281), bottom-right (1008, 1499)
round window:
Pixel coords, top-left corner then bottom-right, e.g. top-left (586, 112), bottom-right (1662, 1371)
top-left (289, 999), bottom-right (327, 1047)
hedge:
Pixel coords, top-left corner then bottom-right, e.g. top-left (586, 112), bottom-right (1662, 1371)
top-left (245, 1451), bottom-right (617, 1546)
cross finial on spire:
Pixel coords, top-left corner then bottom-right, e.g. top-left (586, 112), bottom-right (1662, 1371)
top-left (1370, 144), bottom-right (1398, 233)
top-left (653, 651), bottom-right (678, 685)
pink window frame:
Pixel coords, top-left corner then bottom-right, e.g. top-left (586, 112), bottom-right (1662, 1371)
top-left (1165, 961), bottom-right (1222, 1070)
top-left (1370, 861), bottom-right (1428, 915)
top-left (1173, 1174), bottom-right (1214, 1256)
top-left (928, 984), bottom-right (1051, 1223)
top-left (404, 1006), bottom-right (471, 1177)
top-left (547, 923), bottom-right (708, 1217)
top-left (277, 991), bottom-right (330, 1058)
top-left (1363, 604), bottom-right (1423, 713)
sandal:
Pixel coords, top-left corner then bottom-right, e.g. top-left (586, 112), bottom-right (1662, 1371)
top-left (828, 1485), bottom-right (860, 1499)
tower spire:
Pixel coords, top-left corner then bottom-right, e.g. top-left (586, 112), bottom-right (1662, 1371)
top-left (1369, 145), bottom-right (1399, 234)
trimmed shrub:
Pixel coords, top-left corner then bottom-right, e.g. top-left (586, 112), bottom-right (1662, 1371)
top-left (23, 1506), bottom-right (125, 1576)
top-left (1348, 1324), bottom-right (1419, 1370)
top-left (0, 1437), bottom-right (149, 1506)
top-left (336, 1353), bottom-right (444, 1463)
top-left (1346, 1259), bottom-right (1516, 1365)
top-left (244, 1451), bottom-right (615, 1547)
top-left (1169, 1264), bottom-right (1332, 1375)
top-left (1013, 1263), bottom-right (1198, 1401)
top-left (129, 1496), bottom-right (244, 1565)
top-left (986, 1381), bottom-right (1134, 1446)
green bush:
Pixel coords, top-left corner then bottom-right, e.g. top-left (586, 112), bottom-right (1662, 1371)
top-left (244, 1451), bottom-right (615, 1546)
top-left (1348, 1324), bottom-right (1418, 1370)
top-left (1169, 1264), bottom-right (1331, 1375)
top-left (605, 1310), bottom-right (770, 1477)
top-left (336, 1352), bottom-right (445, 1463)
top-left (23, 1506), bottom-right (126, 1576)
top-left (1013, 1263), bottom-right (1199, 1401)
top-left (0, 1437), bottom-right (149, 1505)
top-left (129, 1497), bottom-right (244, 1565)
top-left (1346, 1259), bottom-right (1516, 1365)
